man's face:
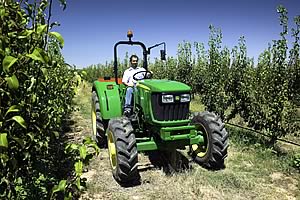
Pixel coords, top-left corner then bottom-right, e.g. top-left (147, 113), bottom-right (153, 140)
top-left (131, 58), bottom-right (138, 68)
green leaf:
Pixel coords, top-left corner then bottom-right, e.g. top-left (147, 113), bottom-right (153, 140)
top-left (0, 133), bottom-right (8, 148)
top-left (49, 32), bottom-right (64, 48)
top-left (52, 179), bottom-right (67, 194)
top-left (79, 145), bottom-right (87, 160)
top-left (0, 8), bottom-right (5, 17)
top-left (2, 55), bottom-right (18, 73)
top-left (53, 131), bottom-right (59, 139)
top-left (83, 136), bottom-right (93, 145)
top-left (5, 75), bottom-right (19, 90)
top-left (31, 94), bottom-right (36, 103)
top-left (65, 143), bottom-right (79, 152)
top-left (26, 132), bottom-right (34, 141)
top-left (26, 48), bottom-right (45, 63)
top-left (76, 177), bottom-right (81, 190)
top-left (39, 48), bottom-right (50, 64)
top-left (37, 24), bottom-right (47, 35)
top-left (18, 30), bottom-right (34, 39)
top-left (27, 77), bottom-right (36, 92)
top-left (5, 105), bottom-right (19, 117)
top-left (10, 116), bottom-right (27, 129)
top-left (83, 137), bottom-right (100, 154)
top-left (12, 137), bottom-right (24, 148)
top-left (41, 68), bottom-right (48, 77)
top-left (57, 180), bottom-right (67, 192)
top-left (81, 70), bottom-right (87, 77)
top-left (8, 31), bottom-right (17, 37)
top-left (74, 161), bottom-right (83, 176)
top-left (16, 177), bottom-right (23, 185)
top-left (5, 47), bottom-right (11, 55)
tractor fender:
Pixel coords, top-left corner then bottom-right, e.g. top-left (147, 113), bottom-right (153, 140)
top-left (92, 80), bottom-right (122, 120)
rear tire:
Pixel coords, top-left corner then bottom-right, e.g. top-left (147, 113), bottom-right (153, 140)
top-left (190, 111), bottom-right (229, 169)
top-left (92, 90), bottom-right (106, 147)
top-left (107, 117), bottom-right (140, 184)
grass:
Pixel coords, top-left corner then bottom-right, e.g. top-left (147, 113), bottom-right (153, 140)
top-left (74, 81), bottom-right (92, 119)
top-left (72, 82), bottom-right (300, 200)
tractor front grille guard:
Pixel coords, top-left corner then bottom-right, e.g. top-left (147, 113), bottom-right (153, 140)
top-left (151, 93), bottom-right (189, 121)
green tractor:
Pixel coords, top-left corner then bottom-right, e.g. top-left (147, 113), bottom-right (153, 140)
top-left (91, 31), bottom-right (229, 184)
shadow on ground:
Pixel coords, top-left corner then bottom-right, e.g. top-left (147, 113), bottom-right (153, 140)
top-left (139, 150), bottom-right (192, 175)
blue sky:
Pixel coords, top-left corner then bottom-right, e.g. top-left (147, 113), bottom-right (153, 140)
top-left (51, 0), bottom-right (300, 68)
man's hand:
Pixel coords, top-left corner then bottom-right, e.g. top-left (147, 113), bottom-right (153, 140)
top-left (146, 71), bottom-right (153, 79)
top-left (126, 82), bottom-right (134, 87)
top-left (123, 82), bottom-right (138, 87)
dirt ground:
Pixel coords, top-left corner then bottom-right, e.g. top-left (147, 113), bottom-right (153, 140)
top-left (70, 84), bottom-right (300, 200)
top-left (66, 111), bottom-right (299, 200)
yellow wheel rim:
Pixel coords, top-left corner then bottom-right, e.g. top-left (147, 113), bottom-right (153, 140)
top-left (91, 101), bottom-right (97, 137)
top-left (107, 131), bottom-right (117, 170)
top-left (192, 124), bottom-right (209, 158)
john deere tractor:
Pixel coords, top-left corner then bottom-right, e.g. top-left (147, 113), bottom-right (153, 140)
top-left (91, 31), bottom-right (228, 184)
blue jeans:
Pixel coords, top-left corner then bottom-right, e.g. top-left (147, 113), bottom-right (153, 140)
top-left (124, 87), bottom-right (134, 109)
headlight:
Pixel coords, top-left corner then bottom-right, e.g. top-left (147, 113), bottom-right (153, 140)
top-left (162, 94), bottom-right (174, 103)
top-left (180, 94), bottom-right (190, 102)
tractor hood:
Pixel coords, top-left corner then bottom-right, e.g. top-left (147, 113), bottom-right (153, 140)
top-left (138, 79), bottom-right (191, 93)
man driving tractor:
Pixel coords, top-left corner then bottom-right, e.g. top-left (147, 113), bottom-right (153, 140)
top-left (91, 31), bottom-right (228, 184)
top-left (122, 54), bottom-right (145, 116)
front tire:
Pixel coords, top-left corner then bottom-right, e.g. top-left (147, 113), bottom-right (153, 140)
top-left (190, 111), bottom-right (229, 169)
top-left (107, 117), bottom-right (140, 184)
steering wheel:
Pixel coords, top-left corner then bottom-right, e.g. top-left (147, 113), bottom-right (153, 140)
top-left (132, 70), bottom-right (153, 81)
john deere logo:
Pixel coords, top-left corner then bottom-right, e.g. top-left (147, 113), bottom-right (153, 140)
top-left (175, 96), bottom-right (180, 101)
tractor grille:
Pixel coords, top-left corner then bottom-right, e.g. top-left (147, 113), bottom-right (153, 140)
top-left (151, 93), bottom-right (189, 121)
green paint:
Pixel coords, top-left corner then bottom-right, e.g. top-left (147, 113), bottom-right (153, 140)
top-left (137, 134), bottom-right (203, 151)
top-left (139, 79), bottom-right (191, 92)
top-left (136, 126), bottom-right (203, 151)
top-left (93, 80), bottom-right (122, 119)
top-left (160, 125), bottom-right (197, 141)
top-left (137, 140), bottom-right (158, 151)
top-left (136, 84), bottom-right (191, 126)
top-left (93, 78), bottom-right (203, 153)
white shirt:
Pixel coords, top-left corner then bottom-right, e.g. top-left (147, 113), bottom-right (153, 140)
top-left (122, 67), bottom-right (145, 85)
